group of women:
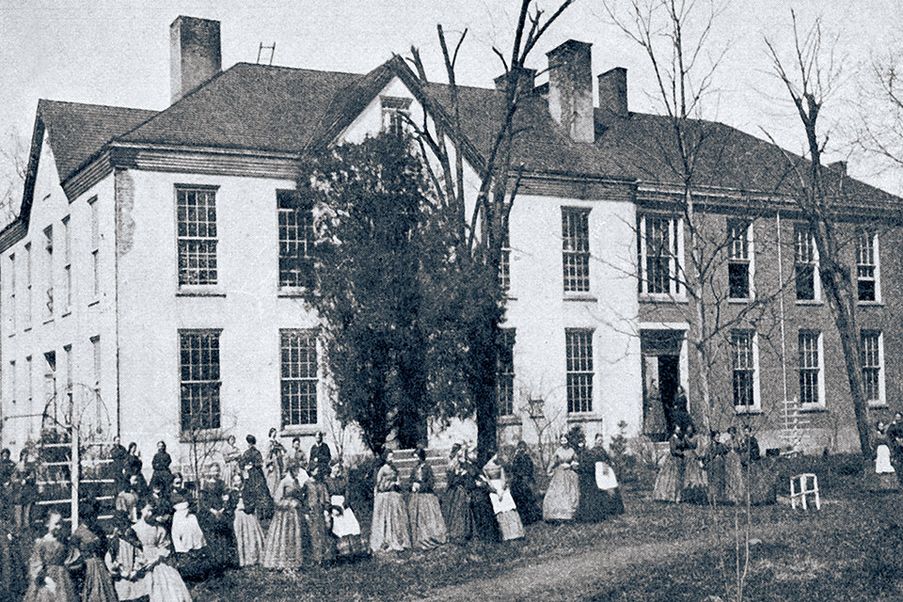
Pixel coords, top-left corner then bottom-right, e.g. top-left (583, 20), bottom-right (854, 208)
top-left (653, 423), bottom-right (775, 505)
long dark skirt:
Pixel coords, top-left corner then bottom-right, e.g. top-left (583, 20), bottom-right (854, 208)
top-left (244, 469), bottom-right (274, 521)
top-left (576, 473), bottom-right (624, 521)
top-left (443, 485), bottom-right (473, 543)
top-left (470, 489), bottom-right (500, 543)
top-left (509, 478), bottom-right (541, 525)
top-left (706, 456), bottom-right (726, 504)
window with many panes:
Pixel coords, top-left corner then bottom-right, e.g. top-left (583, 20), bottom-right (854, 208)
top-left (44, 351), bottom-right (57, 423)
top-left (856, 230), bottom-right (880, 303)
top-left (62, 217), bottom-right (71, 312)
top-left (798, 331), bottom-right (823, 406)
top-left (497, 329), bottom-right (515, 416)
top-left (25, 355), bottom-right (32, 412)
top-left (280, 329), bottom-right (318, 427)
top-left (638, 214), bottom-right (682, 296)
top-left (89, 197), bottom-right (100, 298)
top-left (179, 330), bottom-right (221, 431)
top-left (566, 329), bottom-right (594, 413)
top-left (861, 331), bottom-right (884, 405)
top-left (43, 226), bottom-right (53, 318)
top-left (731, 330), bottom-right (758, 411)
top-left (499, 214), bottom-right (511, 292)
top-left (562, 207), bottom-right (590, 293)
top-left (381, 96), bottom-right (412, 136)
top-left (794, 225), bottom-right (819, 301)
top-left (277, 190), bottom-right (314, 289)
top-left (728, 220), bottom-right (752, 299)
top-left (176, 187), bottom-right (218, 286)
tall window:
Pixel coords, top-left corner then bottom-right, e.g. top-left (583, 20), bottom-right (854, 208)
top-left (497, 329), bottom-right (516, 416)
top-left (562, 207), bottom-right (590, 293)
top-left (281, 330), bottom-right (318, 427)
top-left (499, 214), bottom-right (511, 292)
top-left (62, 217), bottom-right (71, 312)
top-left (856, 230), bottom-right (879, 302)
top-left (8, 360), bottom-right (15, 407)
top-left (63, 344), bottom-right (72, 404)
top-left (90, 336), bottom-right (101, 403)
top-left (179, 330), bottom-right (221, 431)
top-left (24, 243), bottom-right (31, 328)
top-left (44, 351), bottom-right (57, 423)
top-left (565, 329), bottom-right (594, 413)
top-left (861, 331), bottom-right (884, 405)
top-left (798, 331), bottom-right (823, 406)
top-left (727, 220), bottom-right (752, 299)
top-left (794, 225), bottom-right (819, 301)
top-left (43, 226), bottom-right (53, 317)
top-left (25, 355), bottom-right (32, 412)
top-left (89, 197), bottom-right (100, 298)
top-left (381, 96), bottom-right (412, 136)
top-left (176, 187), bottom-right (218, 286)
top-left (277, 190), bottom-right (314, 289)
top-left (638, 215), bottom-right (683, 296)
top-left (731, 330), bottom-right (758, 411)
top-left (7, 253), bottom-right (15, 334)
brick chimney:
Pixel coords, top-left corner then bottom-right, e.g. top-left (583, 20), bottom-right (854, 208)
top-left (494, 67), bottom-right (537, 97)
top-left (170, 16), bottom-right (222, 104)
top-left (598, 67), bottom-right (628, 118)
top-left (546, 40), bottom-right (594, 143)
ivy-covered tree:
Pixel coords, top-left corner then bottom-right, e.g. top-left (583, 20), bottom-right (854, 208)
top-left (300, 134), bottom-right (432, 454)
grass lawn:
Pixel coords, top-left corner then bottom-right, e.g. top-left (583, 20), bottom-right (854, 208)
top-left (189, 454), bottom-right (903, 601)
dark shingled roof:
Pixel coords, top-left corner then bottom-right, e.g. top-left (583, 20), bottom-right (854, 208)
top-left (32, 61), bottom-right (903, 208)
top-left (38, 100), bottom-right (157, 182)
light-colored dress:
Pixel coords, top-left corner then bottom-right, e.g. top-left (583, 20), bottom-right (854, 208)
top-left (131, 520), bottom-right (192, 602)
top-left (221, 443), bottom-right (242, 486)
top-left (652, 434), bottom-right (685, 503)
top-left (542, 446), bottom-right (580, 521)
top-left (327, 476), bottom-right (366, 558)
top-left (24, 536), bottom-right (77, 602)
top-left (266, 439), bottom-right (287, 497)
top-left (171, 502), bottom-right (207, 554)
top-left (105, 534), bottom-right (148, 601)
top-left (408, 462), bottom-right (448, 550)
top-left (262, 475), bottom-right (304, 569)
top-left (723, 438), bottom-right (746, 504)
top-left (369, 463), bottom-right (411, 553)
top-left (484, 460), bottom-right (524, 541)
top-left (681, 435), bottom-right (709, 504)
top-left (232, 492), bottom-right (265, 567)
top-left (116, 490), bottom-right (139, 523)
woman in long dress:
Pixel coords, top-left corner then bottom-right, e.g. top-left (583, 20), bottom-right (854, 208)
top-left (723, 427), bottom-right (746, 504)
top-left (326, 463), bottom-right (367, 559)
top-left (369, 450), bottom-right (411, 554)
top-left (262, 462), bottom-right (305, 570)
top-left (150, 441), bottom-right (174, 495)
top-left (408, 448), bottom-right (448, 550)
top-left (221, 435), bottom-right (242, 487)
top-left (198, 465), bottom-right (236, 572)
top-left (442, 444), bottom-right (472, 544)
top-left (704, 430), bottom-right (727, 504)
top-left (124, 443), bottom-right (148, 498)
top-left (72, 503), bottom-right (118, 602)
top-left (23, 511), bottom-right (78, 602)
top-left (304, 466), bottom-right (334, 566)
top-left (14, 449), bottom-right (37, 532)
top-left (265, 428), bottom-right (287, 497)
top-left (482, 453), bottom-right (524, 541)
top-left (509, 442), bottom-right (541, 525)
top-left (116, 474), bottom-right (141, 524)
top-left (681, 425), bottom-right (709, 504)
top-left (229, 474), bottom-right (265, 567)
top-left (543, 435), bottom-right (580, 521)
top-left (241, 435), bottom-right (274, 521)
top-left (171, 492), bottom-right (212, 581)
top-left (652, 425), bottom-right (685, 503)
top-left (132, 502), bottom-right (192, 602)
top-left (874, 421), bottom-right (899, 491)
top-left (467, 451), bottom-right (501, 543)
top-left (576, 433), bottom-right (624, 521)
top-left (105, 511), bottom-right (147, 602)
top-left (0, 506), bottom-right (26, 601)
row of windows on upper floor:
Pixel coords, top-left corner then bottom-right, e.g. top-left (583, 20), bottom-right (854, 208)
top-left (542, 208), bottom-right (882, 305)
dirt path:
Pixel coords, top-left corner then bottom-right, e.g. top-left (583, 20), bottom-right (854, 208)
top-left (418, 531), bottom-right (735, 601)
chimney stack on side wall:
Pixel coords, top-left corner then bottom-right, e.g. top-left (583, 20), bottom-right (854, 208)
top-left (546, 40), bottom-right (595, 143)
top-left (170, 16), bottom-right (222, 104)
top-left (598, 67), bottom-right (628, 118)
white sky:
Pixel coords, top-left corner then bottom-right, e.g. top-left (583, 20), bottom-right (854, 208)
top-left (1, 0), bottom-right (902, 195)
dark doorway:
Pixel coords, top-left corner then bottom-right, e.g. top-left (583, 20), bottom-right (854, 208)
top-left (641, 330), bottom-right (685, 441)
top-left (658, 355), bottom-right (680, 435)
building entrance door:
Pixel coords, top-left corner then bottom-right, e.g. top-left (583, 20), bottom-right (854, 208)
top-left (641, 330), bottom-right (685, 441)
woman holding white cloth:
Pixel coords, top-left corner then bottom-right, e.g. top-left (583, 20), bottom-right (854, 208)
top-left (482, 453), bottom-right (524, 541)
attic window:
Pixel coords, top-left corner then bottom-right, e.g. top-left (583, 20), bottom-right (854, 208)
top-left (381, 96), bottom-right (412, 136)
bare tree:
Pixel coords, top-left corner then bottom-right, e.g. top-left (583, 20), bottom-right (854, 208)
top-left (0, 127), bottom-right (27, 228)
top-left (400, 0), bottom-right (575, 462)
top-left (765, 11), bottom-right (872, 456)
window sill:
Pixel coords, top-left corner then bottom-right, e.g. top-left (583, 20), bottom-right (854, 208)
top-left (280, 425), bottom-right (321, 437)
top-left (498, 415), bottom-right (522, 426)
top-left (799, 405), bottom-right (827, 413)
top-left (728, 298), bottom-right (755, 305)
top-left (795, 299), bottom-right (823, 306)
top-left (277, 288), bottom-right (309, 299)
top-left (734, 408), bottom-right (763, 415)
top-left (179, 428), bottom-right (228, 443)
top-left (563, 294), bottom-right (597, 303)
top-left (176, 289), bottom-right (226, 298)
top-left (42, 317), bottom-right (54, 325)
top-left (61, 310), bottom-right (71, 318)
top-left (566, 413), bottom-right (601, 423)
top-left (868, 402), bottom-right (888, 409)
top-left (88, 299), bottom-right (100, 308)
top-left (639, 294), bottom-right (688, 304)
top-left (23, 326), bottom-right (32, 333)
top-left (857, 301), bottom-right (884, 307)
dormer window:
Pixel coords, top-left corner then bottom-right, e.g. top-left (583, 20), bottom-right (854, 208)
top-left (381, 96), bottom-right (412, 136)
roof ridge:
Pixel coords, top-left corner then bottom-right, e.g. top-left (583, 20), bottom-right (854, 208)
top-left (231, 61), bottom-right (367, 77)
top-left (38, 98), bottom-right (157, 114)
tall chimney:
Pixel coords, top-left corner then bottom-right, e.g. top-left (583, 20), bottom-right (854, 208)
top-left (546, 40), bottom-right (594, 143)
top-left (170, 16), bottom-right (222, 104)
top-left (494, 67), bottom-right (537, 97)
top-left (598, 67), bottom-right (628, 118)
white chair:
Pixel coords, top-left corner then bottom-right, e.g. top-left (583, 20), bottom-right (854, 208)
top-left (789, 473), bottom-right (820, 510)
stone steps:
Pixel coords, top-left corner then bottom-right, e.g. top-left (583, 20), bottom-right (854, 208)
top-left (392, 448), bottom-right (449, 490)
